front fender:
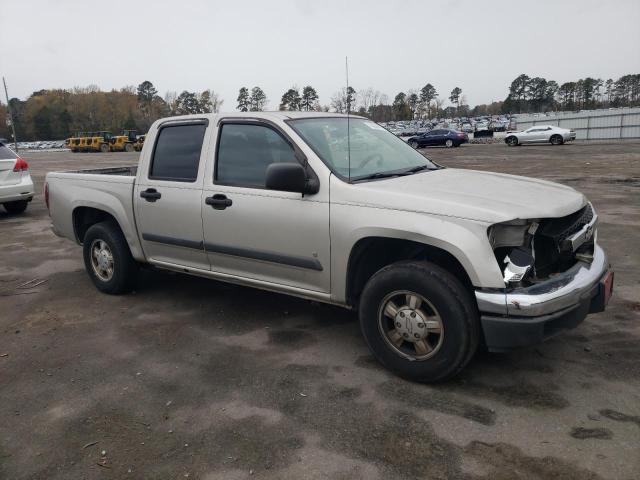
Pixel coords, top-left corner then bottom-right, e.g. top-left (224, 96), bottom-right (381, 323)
top-left (329, 203), bottom-right (505, 303)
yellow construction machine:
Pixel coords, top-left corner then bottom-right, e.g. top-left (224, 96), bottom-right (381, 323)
top-left (109, 129), bottom-right (138, 152)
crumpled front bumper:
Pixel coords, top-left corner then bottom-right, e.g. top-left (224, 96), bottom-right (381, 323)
top-left (475, 244), bottom-right (612, 351)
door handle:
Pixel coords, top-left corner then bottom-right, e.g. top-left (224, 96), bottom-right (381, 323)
top-left (205, 194), bottom-right (233, 210)
top-left (140, 188), bottom-right (161, 202)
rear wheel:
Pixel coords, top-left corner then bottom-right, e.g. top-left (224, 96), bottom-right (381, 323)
top-left (3, 200), bottom-right (28, 214)
top-left (445, 139), bottom-right (454, 148)
top-left (550, 134), bottom-right (564, 145)
top-left (409, 140), bottom-right (419, 149)
top-left (124, 143), bottom-right (134, 152)
top-left (99, 143), bottom-right (109, 153)
top-left (506, 136), bottom-right (518, 146)
top-left (359, 261), bottom-right (479, 382)
top-left (83, 221), bottom-right (138, 294)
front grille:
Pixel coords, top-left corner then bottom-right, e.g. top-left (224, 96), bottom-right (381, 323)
top-left (538, 204), bottom-right (593, 244)
top-left (534, 204), bottom-right (594, 277)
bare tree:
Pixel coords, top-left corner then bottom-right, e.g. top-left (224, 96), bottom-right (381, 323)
top-left (164, 91), bottom-right (178, 115)
top-left (434, 98), bottom-right (445, 118)
top-left (330, 87), bottom-right (356, 113)
top-left (358, 87), bottom-right (381, 114)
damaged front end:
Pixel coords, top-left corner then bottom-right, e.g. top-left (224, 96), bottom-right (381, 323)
top-left (476, 202), bottom-right (612, 352)
top-left (487, 203), bottom-right (597, 287)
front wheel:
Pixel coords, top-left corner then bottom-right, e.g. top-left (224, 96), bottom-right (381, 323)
top-left (409, 140), bottom-right (419, 149)
top-left (506, 136), bottom-right (519, 147)
top-left (445, 139), bottom-right (454, 148)
top-left (359, 261), bottom-right (479, 382)
top-left (83, 221), bottom-right (139, 294)
top-left (100, 143), bottom-right (109, 153)
top-left (124, 143), bottom-right (134, 152)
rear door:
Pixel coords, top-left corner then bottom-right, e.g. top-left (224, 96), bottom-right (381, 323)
top-left (430, 130), bottom-right (446, 146)
top-left (0, 143), bottom-right (20, 186)
top-left (134, 120), bottom-right (210, 270)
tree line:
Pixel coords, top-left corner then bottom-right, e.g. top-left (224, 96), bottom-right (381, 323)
top-left (504, 73), bottom-right (640, 113)
top-left (1, 73), bottom-right (638, 141)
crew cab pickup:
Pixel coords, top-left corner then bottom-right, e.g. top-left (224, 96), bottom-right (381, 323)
top-left (45, 112), bottom-right (613, 382)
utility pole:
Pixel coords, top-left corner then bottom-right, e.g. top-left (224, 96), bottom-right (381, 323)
top-left (3, 77), bottom-right (18, 151)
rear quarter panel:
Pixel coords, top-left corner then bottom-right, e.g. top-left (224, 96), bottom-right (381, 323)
top-left (46, 173), bottom-right (145, 261)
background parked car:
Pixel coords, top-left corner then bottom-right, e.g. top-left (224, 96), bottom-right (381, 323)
top-left (0, 142), bottom-right (34, 214)
top-left (407, 129), bottom-right (469, 148)
top-left (505, 125), bottom-right (576, 146)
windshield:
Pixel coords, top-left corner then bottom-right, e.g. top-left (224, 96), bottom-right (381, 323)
top-left (288, 117), bottom-right (437, 181)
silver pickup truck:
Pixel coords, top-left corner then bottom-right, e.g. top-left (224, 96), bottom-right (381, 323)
top-left (45, 112), bottom-right (614, 382)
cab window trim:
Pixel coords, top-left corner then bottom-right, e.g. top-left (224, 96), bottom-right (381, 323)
top-left (148, 119), bottom-right (208, 183)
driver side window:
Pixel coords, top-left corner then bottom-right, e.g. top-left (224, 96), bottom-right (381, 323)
top-left (215, 123), bottom-right (298, 189)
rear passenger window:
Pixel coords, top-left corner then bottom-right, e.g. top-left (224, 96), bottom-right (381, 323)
top-left (216, 124), bottom-right (298, 188)
top-left (149, 123), bottom-right (206, 182)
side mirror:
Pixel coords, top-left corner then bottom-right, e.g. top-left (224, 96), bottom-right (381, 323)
top-left (266, 163), bottom-right (314, 194)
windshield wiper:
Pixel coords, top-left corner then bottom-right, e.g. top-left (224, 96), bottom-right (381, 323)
top-left (402, 164), bottom-right (433, 174)
top-left (353, 165), bottom-right (435, 182)
top-left (353, 171), bottom-right (407, 181)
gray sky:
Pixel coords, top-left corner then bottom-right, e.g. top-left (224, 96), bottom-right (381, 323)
top-left (1, 0), bottom-right (639, 109)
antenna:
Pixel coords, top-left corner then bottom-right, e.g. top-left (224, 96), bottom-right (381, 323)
top-left (345, 56), bottom-right (351, 182)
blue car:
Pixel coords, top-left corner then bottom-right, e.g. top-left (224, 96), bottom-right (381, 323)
top-left (407, 129), bottom-right (469, 149)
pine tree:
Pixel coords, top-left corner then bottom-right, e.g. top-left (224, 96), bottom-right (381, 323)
top-left (301, 86), bottom-right (319, 111)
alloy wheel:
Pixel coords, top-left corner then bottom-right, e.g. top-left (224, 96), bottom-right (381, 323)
top-left (377, 290), bottom-right (444, 361)
top-left (90, 239), bottom-right (114, 282)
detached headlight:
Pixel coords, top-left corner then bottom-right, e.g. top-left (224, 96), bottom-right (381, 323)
top-left (502, 247), bottom-right (535, 283)
top-left (488, 220), bottom-right (539, 285)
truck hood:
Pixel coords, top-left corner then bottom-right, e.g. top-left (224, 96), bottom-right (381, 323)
top-left (347, 168), bottom-right (586, 224)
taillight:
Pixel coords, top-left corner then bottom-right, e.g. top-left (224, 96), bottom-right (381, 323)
top-left (44, 182), bottom-right (50, 213)
top-left (13, 158), bottom-right (29, 172)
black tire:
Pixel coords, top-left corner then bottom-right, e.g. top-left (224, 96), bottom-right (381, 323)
top-left (124, 143), bottom-right (134, 152)
top-left (100, 143), bottom-right (109, 153)
top-left (359, 260), bottom-right (479, 382)
top-left (505, 136), bottom-right (518, 146)
top-left (409, 140), bottom-right (419, 149)
top-left (83, 220), bottom-right (138, 294)
top-left (550, 134), bottom-right (564, 145)
top-left (445, 139), bottom-right (454, 148)
top-left (3, 200), bottom-right (28, 214)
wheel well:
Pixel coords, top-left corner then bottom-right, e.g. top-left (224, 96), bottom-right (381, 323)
top-left (72, 207), bottom-right (119, 244)
top-left (346, 237), bottom-right (473, 308)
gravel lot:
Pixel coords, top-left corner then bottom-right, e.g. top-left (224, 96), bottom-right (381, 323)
top-left (1, 143), bottom-right (639, 479)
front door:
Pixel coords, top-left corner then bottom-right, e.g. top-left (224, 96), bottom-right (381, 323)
top-left (134, 120), bottom-right (210, 270)
top-left (201, 120), bottom-right (330, 293)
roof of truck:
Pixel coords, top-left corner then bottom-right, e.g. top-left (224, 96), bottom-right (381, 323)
top-left (156, 111), bottom-right (365, 125)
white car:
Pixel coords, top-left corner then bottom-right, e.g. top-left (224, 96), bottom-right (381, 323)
top-left (0, 142), bottom-right (34, 214)
top-left (505, 125), bottom-right (576, 146)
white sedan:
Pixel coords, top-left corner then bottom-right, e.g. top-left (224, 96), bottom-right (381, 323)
top-left (0, 142), bottom-right (34, 214)
top-left (505, 125), bottom-right (576, 146)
